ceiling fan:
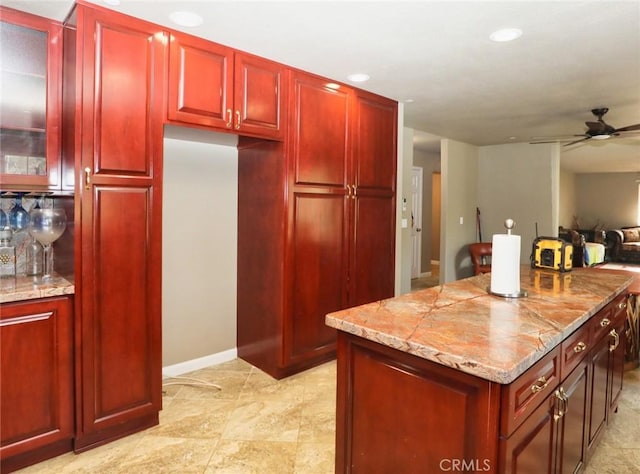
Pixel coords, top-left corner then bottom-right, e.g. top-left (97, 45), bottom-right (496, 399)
top-left (530, 108), bottom-right (640, 146)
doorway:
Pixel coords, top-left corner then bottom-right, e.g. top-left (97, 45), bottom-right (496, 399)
top-left (431, 172), bottom-right (441, 279)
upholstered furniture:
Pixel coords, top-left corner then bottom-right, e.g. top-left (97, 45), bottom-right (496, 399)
top-left (469, 242), bottom-right (492, 275)
top-left (607, 227), bottom-right (640, 263)
top-left (559, 228), bottom-right (608, 267)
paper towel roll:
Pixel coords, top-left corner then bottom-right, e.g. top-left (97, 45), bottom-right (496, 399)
top-left (490, 234), bottom-right (521, 295)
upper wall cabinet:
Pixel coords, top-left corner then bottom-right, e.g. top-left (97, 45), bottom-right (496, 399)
top-left (0, 7), bottom-right (62, 190)
top-left (167, 32), bottom-right (286, 140)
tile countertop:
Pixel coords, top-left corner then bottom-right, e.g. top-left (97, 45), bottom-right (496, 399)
top-left (326, 266), bottom-right (633, 385)
top-left (0, 274), bottom-right (75, 304)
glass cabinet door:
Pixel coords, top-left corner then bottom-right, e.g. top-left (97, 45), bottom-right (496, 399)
top-left (0, 8), bottom-right (61, 190)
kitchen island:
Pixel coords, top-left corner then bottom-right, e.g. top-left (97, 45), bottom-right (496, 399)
top-left (326, 267), bottom-right (632, 473)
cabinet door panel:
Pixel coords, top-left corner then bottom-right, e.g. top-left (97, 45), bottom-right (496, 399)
top-left (291, 74), bottom-right (350, 186)
top-left (500, 393), bottom-right (557, 474)
top-left (558, 360), bottom-right (588, 474)
top-left (76, 5), bottom-right (163, 447)
top-left (0, 297), bottom-right (73, 461)
top-left (235, 53), bottom-right (284, 139)
top-left (0, 8), bottom-right (62, 190)
top-left (286, 192), bottom-right (346, 362)
top-left (587, 336), bottom-right (609, 450)
top-left (91, 21), bottom-right (158, 175)
top-left (80, 186), bottom-right (159, 429)
top-left (350, 195), bottom-right (395, 307)
top-left (351, 92), bottom-right (397, 191)
top-left (168, 34), bottom-right (231, 128)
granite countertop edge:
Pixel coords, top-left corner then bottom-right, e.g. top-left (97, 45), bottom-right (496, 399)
top-left (0, 274), bottom-right (75, 304)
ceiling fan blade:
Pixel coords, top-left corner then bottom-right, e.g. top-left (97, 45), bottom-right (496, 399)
top-left (615, 123), bottom-right (640, 132)
top-left (563, 137), bottom-right (591, 146)
top-left (586, 121), bottom-right (606, 133)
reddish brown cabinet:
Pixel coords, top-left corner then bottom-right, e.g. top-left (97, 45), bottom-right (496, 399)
top-left (167, 31), bottom-right (285, 140)
top-left (335, 292), bottom-right (629, 474)
top-left (64, 4), bottom-right (164, 450)
top-left (0, 297), bottom-right (73, 473)
top-left (238, 71), bottom-right (397, 378)
top-left (0, 7), bottom-right (62, 191)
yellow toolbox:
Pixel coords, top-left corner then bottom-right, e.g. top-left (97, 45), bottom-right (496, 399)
top-left (531, 237), bottom-right (573, 272)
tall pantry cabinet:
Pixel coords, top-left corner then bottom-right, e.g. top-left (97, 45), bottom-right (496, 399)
top-left (63, 4), bottom-right (164, 450)
top-left (237, 70), bottom-right (397, 379)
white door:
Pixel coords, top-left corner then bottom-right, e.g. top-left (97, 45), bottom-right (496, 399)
top-left (410, 166), bottom-right (423, 278)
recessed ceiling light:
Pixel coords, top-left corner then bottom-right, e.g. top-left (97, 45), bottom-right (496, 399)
top-left (102, 0), bottom-right (121, 5)
top-left (347, 73), bottom-right (370, 83)
top-left (169, 11), bottom-right (204, 27)
top-left (404, 99), bottom-right (415, 103)
top-left (489, 28), bottom-right (523, 42)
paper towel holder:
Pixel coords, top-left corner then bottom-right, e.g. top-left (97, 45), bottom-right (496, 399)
top-left (487, 218), bottom-right (528, 298)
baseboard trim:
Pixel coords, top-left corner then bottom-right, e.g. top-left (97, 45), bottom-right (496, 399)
top-left (162, 348), bottom-right (238, 377)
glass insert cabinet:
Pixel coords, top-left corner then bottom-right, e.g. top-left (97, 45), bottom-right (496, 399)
top-left (0, 9), bottom-right (62, 190)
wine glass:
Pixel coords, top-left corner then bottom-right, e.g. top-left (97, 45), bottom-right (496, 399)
top-left (9, 192), bottom-right (30, 232)
top-left (28, 208), bottom-right (67, 279)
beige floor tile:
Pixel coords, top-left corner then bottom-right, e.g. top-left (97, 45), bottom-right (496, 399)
top-left (238, 368), bottom-right (306, 403)
top-left (584, 448), bottom-right (640, 474)
top-left (294, 442), bottom-right (335, 474)
top-left (150, 397), bottom-right (236, 439)
top-left (114, 435), bottom-right (217, 473)
top-left (204, 440), bottom-right (297, 473)
top-left (222, 399), bottom-right (303, 442)
top-left (16, 431), bottom-right (146, 474)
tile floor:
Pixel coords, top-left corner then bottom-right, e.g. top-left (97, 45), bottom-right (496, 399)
top-left (16, 360), bottom-right (640, 473)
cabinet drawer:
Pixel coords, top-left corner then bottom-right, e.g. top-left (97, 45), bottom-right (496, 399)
top-left (500, 346), bottom-right (561, 437)
top-left (560, 321), bottom-right (591, 380)
top-left (592, 293), bottom-right (627, 343)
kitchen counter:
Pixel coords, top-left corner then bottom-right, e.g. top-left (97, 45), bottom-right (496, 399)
top-left (0, 274), bottom-right (75, 304)
top-left (326, 266), bottom-right (632, 384)
top-left (330, 266), bottom-right (632, 473)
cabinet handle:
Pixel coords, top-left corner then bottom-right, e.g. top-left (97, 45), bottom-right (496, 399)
top-left (531, 376), bottom-right (549, 394)
top-left (346, 184), bottom-right (352, 197)
top-left (600, 318), bottom-right (611, 328)
top-left (235, 110), bottom-right (241, 130)
top-left (553, 388), bottom-right (569, 421)
top-left (352, 184), bottom-right (357, 199)
top-left (573, 341), bottom-right (587, 353)
top-left (84, 167), bottom-right (92, 190)
top-left (609, 329), bottom-right (620, 352)
top-left (226, 109), bottom-right (233, 128)
top-left (618, 301), bottom-right (627, 310)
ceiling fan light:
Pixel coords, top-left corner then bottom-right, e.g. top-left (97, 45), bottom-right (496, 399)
top-left (591, 134), bottom-right (611, 140)
top-left (489, 28), bottom-right (523, 42)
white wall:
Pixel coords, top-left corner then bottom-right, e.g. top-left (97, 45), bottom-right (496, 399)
top-left (478, 143), bottom-right (560, 264)
top-left (559, 169), bottom-right (577, 229)
top-left (441, 139), bottom-right (479, 282)
top-left (575, 172), bottom-right (640, 229)
top-left (162, 133), bottom-right (238, 367)
top-left (395, 118), bottom-right (413, 295)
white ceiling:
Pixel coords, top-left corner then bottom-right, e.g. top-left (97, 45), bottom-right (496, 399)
top-left (5, 0), bottom-right (640, 173)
